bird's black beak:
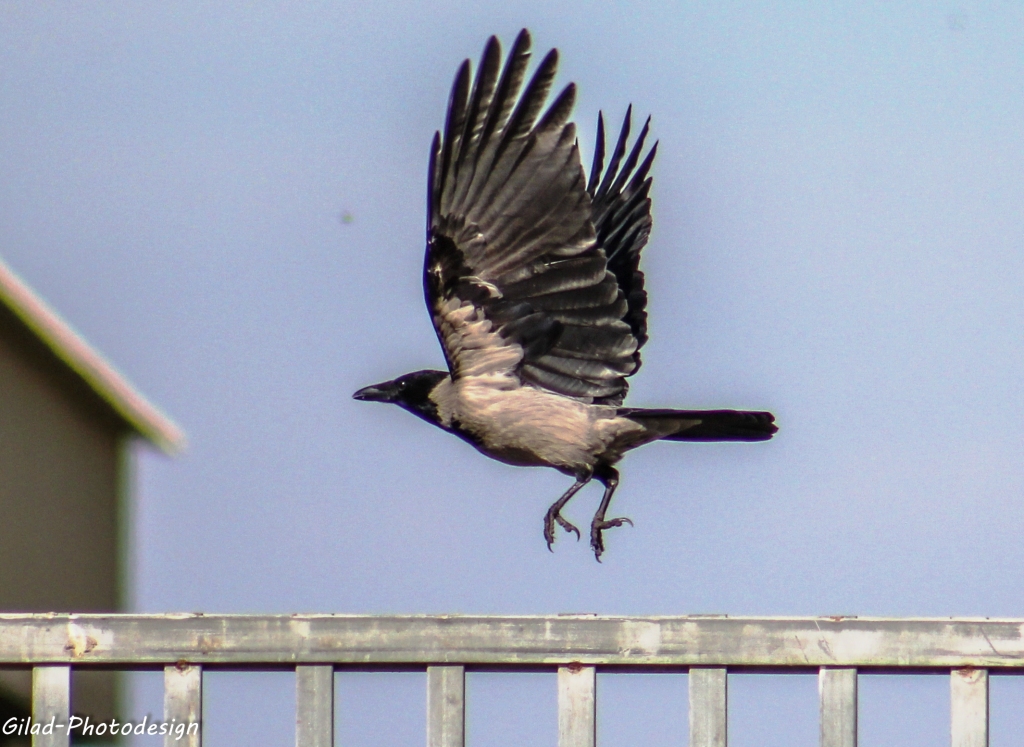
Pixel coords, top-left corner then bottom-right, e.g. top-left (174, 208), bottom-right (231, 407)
top-left (352, 382), bottom-right (394, 402)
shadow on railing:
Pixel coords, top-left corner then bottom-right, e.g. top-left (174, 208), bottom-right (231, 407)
top-left (2, 613), bottom-right (1016, 746)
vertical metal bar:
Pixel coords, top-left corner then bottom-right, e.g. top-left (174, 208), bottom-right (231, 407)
top-left (951, 668), bottom-right (988, 747)
top-left (689, 667), bottom-right (727, 747)
top-left (427, 665), bottom-right (465, 747)
top-left (32, 666), bottom-right (70, 747)
top-left (819, 667), bottom-right (857, 747)
top-left (165, 663), bottom-right (202, 747)
top-left (297, 665), bottom-right (334, 747)
top-left (558, 665), bottom-right (596, 747)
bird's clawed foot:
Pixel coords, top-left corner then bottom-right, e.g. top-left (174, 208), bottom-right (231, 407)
top-left (544, 505), bottom-right (581, 550)
top-left (588, 464), bottom-right (629, 561)
top-left (543, 475), bottom-right (591, 551)
top-left (590, 515), bottom-right (633, 562)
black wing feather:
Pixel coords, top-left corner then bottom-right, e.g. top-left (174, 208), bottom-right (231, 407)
top-left (440, 60), bottom-right (470, 205)
top-left (456, 37), bottom-right (501, 173)
top-left (593, 106), bottom-right (631, 202)
top-left (587, 113), bottom-right (606, 194)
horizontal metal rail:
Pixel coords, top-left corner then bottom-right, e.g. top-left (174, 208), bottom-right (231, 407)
top-left (1, 614), bottom-right (1014, 746)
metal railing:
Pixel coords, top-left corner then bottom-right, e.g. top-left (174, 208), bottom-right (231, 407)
top-left (2, 613), bottom-right (1019, 746)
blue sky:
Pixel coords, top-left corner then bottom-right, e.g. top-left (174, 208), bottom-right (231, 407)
top-left (2, 1), bottom-right (1024, 744)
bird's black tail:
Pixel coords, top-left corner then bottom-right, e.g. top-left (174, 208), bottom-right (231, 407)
top-left (618, 408), bottom-right (777, 442)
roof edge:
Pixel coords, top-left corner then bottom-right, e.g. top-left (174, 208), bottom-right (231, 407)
top-left (0, 256), bottom-right (185, 454)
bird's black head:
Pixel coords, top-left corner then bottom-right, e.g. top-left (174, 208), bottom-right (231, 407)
top-left (352, 370), bottom-right (448, 423)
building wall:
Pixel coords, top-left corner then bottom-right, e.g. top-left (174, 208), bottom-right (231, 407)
top-left (0, 305), bottom-right (127, 722)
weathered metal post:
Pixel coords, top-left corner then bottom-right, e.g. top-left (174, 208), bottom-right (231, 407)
top-left (950, 668), bottom-right (988, 747)
top-left (819, 667), bottom-right (857, 747)
top-left (558, 665), bottom-right (596, 747)
top-left (427, 665), bottom-right (465, 747)
top-left (31, 666), bottom-right (70, 747)
top-left (164, 663), bottom-right (202, 747)
top-left (296, 665), bottom-right (334, 747)
top-left (689, 667), bottom-right (727, 747)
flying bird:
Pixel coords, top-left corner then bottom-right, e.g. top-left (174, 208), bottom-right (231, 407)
top-left (354, 30), bottom-right (777, 560)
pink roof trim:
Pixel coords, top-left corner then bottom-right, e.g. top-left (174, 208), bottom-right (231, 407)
top-left (0, 256), bottom-right (185, 454)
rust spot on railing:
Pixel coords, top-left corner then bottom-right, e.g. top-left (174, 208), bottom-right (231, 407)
top-left (64, 623), bottom-right (98, 657)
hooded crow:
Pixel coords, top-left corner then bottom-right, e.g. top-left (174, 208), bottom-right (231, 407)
top-left (354, 30), bottom-right (777, 560)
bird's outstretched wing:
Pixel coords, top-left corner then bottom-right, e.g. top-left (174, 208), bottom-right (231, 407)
top-left (425, 30), bottom-right (656, 405)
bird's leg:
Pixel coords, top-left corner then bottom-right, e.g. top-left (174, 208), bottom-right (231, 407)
top-left (544, 472), bottom-right (592, 550)
top-left (590, 464), bottom-right (632, 561)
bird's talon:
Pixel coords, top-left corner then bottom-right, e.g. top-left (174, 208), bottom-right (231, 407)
top-left (558, 516), bottom-right (581, 541)
top-left (544, 507), bottom-right (580, 550)
top-left (589, 515), bottom-right (633, 560)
